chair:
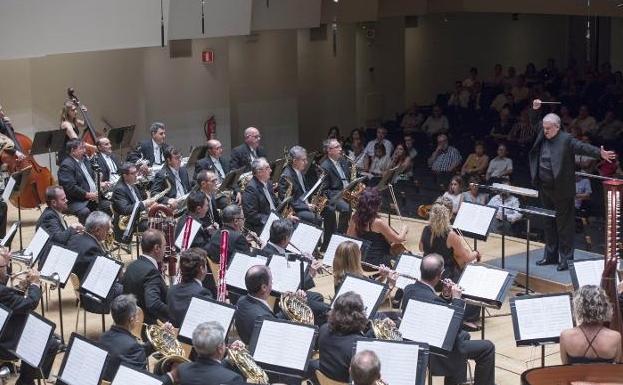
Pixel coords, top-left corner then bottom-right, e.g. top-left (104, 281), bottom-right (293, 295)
top-left (521, 363), bottom-right (623, 385)
top-left (315, 370), bottom-right (348, 385)
top-left (206, 258), bottom-right (220, 289)
top-left (69, 273), bottom-right (108, 335)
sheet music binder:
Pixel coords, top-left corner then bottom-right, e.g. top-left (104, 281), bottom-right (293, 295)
top-left (353, 338), bottom-right (429, 385)
top-left (510, 293), bottom-right (574, 346)
top-left (225, 252), bottom-right (269, 294)
top-left (267, 254), bottom-right (310, 295)
top-left (177, 295), bottom-right (236, 345)
top-left (80, 255), bottom-right (123, 301)
top-left (394, 253), bottom-right (423, 289)
top-left (457, 263), bottom-right (514, 309)
top-left (56, 333), bottom-right (108, 385)
top-left (400, 298), bottom-right (464, 353)
top-left (453, 202), bottom-right (497, 241)
top-left (111, 363), bottom-right (163, 385)
top-left (23, 227), bottom-right (50, 266)
top-left (39, 245), bottom-right (78, 288)
top-left (259, 211), bottom-right (281, 244)
top-left (0, 222), bottom-right (19, 247)
top-left (321, 233), bottom-right (364, 267)
top-left (332, 273), bottom-right (388, 319)
top-left (12, 312), bottom-right (55, 369)
top-left (0, 303), bottom-right (12, 338)
top-left (288, 221), bottom-right (323, 255)
top-left (248, 318), bottom-right (318, 376)
top-left (569, 257), bottom-right (605, 290)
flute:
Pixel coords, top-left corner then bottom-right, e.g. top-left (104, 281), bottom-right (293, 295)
top-left (360, 261), bottom-right (418, 281)
top-left (286, 243), bottom-right (333, 276)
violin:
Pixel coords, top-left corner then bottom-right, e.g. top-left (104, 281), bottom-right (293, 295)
top-left (66, 88), bottom-right (99, 157)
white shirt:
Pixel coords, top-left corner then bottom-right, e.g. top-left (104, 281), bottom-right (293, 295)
top-left (152, 139), bottom-right (163, 165)
top-left (267, 241), bottom-right (286, 255)
top-left (488, 194), bottom-right (522, 223)
top-left (74, 157), bottom-right (97, 192)
top-left (486, 157), bottom-right (513, 179)
top-left (330, 158), bottom-right (348, 187)
top-left (364, 139), bottom-right (394, 158)
top-left (249, 294), bottom-right (273, 312)
top-left (142, 254), bottom-right (159, 270)
top-left (211, 156), bottom-right (225, 179)
top-left (261, 182), bottom-right (276, 210)
top-left (171, 168), bottom-right (186, 198)
top-left (102, 153), bottom-right (117, 174)
top-left (294, 169), bottom-right (306, 193)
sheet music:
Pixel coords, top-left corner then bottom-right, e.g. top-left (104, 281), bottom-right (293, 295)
top-left (356, 340), bottom-right (419, 385)
top-left (268, 255), bottom-right (308, 293)
top-left (0, 307), bottom-right (9, 332)
top-left (15, 315), bottom-right (52, 367)
top-left (322, 235), bottom-right (362, 267)
top-left (174, 218), bottom-right (201, 250)
top-left (24, 227), bottom-right (49, 261)
top-left (288, 223), bottom-right (322, 255)
top-left (1, 176), bottom-right (15, 202)
top-left (453, 202), bottom-right (497, 237)
top-left (302, 177), bottom-right (324, 201)
top-left (59, 337), bottom-right (108, 385)
top-left (111, 365), bottom-right (162, 385)
top-left (225, 253), bottom-right (267, 290)
top-left (179, 297), bottom-right (235, 340)
top-left (259, 212), bottom-right (280, 244)
top-left (395, 254), bottom-right (422, 289)
top-left (573, 259), bottom-right (604, 288)
top-left (40, 245), bottom-right (78, 284)
top-left (400, 299), bottom-right (454, 348)
top-left (0, 222), bottom-right (18, 246)
top-left (253, 320), bottom-right (315, 371)
top-left (458, 265), bottom-right (509, 301)
top-left (81, 256), bottom-right (121, 299)
top-left (333, 276), bottom-right (384, 318)
top-left (514, 295), bottom-right (573, 341)
top-left (123, 202), bottom-right (140, 239)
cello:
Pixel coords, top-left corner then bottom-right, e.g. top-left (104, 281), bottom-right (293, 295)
top-left (0, 109), bottom-right (53, 209)
top-left (66, 88), bottom-right (99, 156)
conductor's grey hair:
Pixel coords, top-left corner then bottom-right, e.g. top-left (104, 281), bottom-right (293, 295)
top-left (192, 321), bottom-right (225, 356)
top-left (542, 113), bottom-right (561, 128)
top-left (149, 121), bottom-right (165, 135)
top-left (251, 157), bottom-right (269, 174)
top-left (289, 145), bottom-right (307, 160)
top-left (85, 211), bottom-right (111, 233)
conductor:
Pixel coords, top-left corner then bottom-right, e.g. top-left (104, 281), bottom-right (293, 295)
top-left (530, 99), bottom-right (615, 271)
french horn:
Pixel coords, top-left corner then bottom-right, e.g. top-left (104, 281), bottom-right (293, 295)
top-left (227, 344), bottom-right (270, 384)
top-left (144, 323), bottom-right (189, 375)
top-left (280, 292), bottom-right (314, 325)
top-left (370, 318), bottom-right (402, 341)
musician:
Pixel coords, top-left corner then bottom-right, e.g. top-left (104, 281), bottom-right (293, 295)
top-left (167, 248), bottom-right (213, 328)
top-left (126, 121), bottom-right (167, 167)
top-left (111, 162), bottom-right (156, 241)
top-left (278, 146), bottom-right (321, 225)
top-left (122, 229), bottom-right (170, 325)
top-left (151, 146), bottom-right (192, 208)
top-left (332, 240), bottom-right (395, 293)
top-left (66, 211), bottom-right (112, 280)
top-left (196, 170), bottom-right (222, 231)
top-left (195, 139), bottom-right (230, 182)
top-left (99, 294), bottom-right (174, 384)
top-left (36, 186), bottom-right (84, 247)
top-left (205, 204), bottom-right (250, 263)
top-left (242, 157), bottom-right (297, 235)
top-left (320, 138), bottom-right (352, 249)
top-left (58, 139), bottom-right (112, 224)
top-left (531, 99), bottom-right (615, 271)
top-left (94, 137), bottom-right (121, 183)
top-left (175, 321), bottom-right (245, 385)
top-left (174, 192), bottom-right (213, 253)
top-left (402, 254), bottom-right (495, 385)
top-left (0, 248), bottom-right (61, 385)
top-left (58, 100), bottom-right (85, 163)
top-left (229, 127), bottom-right (266, 171)
top-left (350, 350), bottom-right (382, 385)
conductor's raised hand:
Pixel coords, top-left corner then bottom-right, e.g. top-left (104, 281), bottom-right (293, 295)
top-left (532, 99), bottom-right (542, 110)
top-left (600, 146), bottom-right (616, 163)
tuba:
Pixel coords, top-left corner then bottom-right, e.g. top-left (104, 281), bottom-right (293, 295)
top-left (370, 318), bottom-right (402, 341)
top-left (280, 292), bottom-right (314, 325)
top-left (227, 344), bottom-right (270, 384)
top-left (144, 323), bottom-right (189, 375)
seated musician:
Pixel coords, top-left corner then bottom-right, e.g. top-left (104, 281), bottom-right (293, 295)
top-left (318, 291), bottom-right (368, 382)
top-left (346, 187), bottom-right (407, 267)
top-left (229, 127), bottom-right (266, 171)
top-left (350, 350), bottom-right (382, 385)
top-left (99, 294), bottom-right (174, 384)
top-left (196, 170), bottom-right (222, 233)
top-left (195, 139), bottom-right (229, 184)
top-left (0, 248), bottom-right (61, 385)
top-left (242, 157), bottom-right (297, 235)
top-left (320, 138), bottom-right (352, 249)
top-left (37, 186), bottom-right (84, 247)
top-left (151, 146), bottom-right (192, 209)
top-left (126, 122), bottom-right (167, 168)
top-left (402, 254), bottom-right (495, 385)
top-left (175, 191), bottom-right (213, 253)
top-left (94, 137), bottom-right (121, 185)
top-left (559, 285), bottom-right (622, 364)
top-left (176, 321), bottom-right (246, 385)
top-left (111, 162), bottom-right (156, 242)
top-left (332, 240), bottom-right (395, 292)
top-left (122, 229), bottom-right (170, 325)
top-left (278, 146), bottom-right (321, 225)
top-left (167, 248), bottom-right (213, 328)
top-left (58, 139), bottom-right (112, 224)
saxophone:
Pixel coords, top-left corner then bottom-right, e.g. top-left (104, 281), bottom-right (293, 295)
top-left (279, 176), bottom-right (294, 218)
top-left (227, 344), bottom-right (270, 384)
top-left (309, 164), bottom-right (328, 215)
top-left (118, 179), bottom-right (171, 231)
top-left (343, 155), bottom-right (365, 206)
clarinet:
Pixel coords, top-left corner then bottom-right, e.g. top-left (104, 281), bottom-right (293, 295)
top-left (217, 230), bottom-right (230, 302)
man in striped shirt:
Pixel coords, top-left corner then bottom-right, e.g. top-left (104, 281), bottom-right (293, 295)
top-left (428, 134), bottom-right (463, 173)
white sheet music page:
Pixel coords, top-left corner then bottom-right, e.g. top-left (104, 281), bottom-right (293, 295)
top-left (453, 202), bottom-right (496, 237)
top-left (356, 340), bottom-right (419, 385)
top-left (259, 212), bottom-right (280, 244)
top-left (400, 299), bottom-right (453, 348)
top-left (225, 253), bottom-right (267, 290)
top-left (333, 276), bottom-right (384, 318)
top-left (514, 295), bottom-right (573, 341)
top-left (24, 227), bottom-right (49, 261)
top-left (81, 256), bottom-right (121, 299)
top-left (0, 222), bottom-right (18, 246)
top-left (573, 259), bottom-right (604, 288)
top-left (15, 315), bottom-right (52, 367)
top-left (395, 254), bottom-right (422, 290)
top-left (289, 223), bottom-right (322, 255)
top-left (458, 265), bottom-right (509, 301)
top-left (323, 235), bottom-right (362, 267)
top-left (1, 176), bottom-right (15, 202)
top-left (0, 307), bottom-right (9, 332)
top-left (253, 320), bottom-right (315, 370)
top-left (111, 365), bottom-right (162, 385)
top-left (268, 255), bottom-right (308, 293)
top-left (59, 338), bottom-right (108, 385)
top-left (174, 218), bottom-right (201, 250)
top-left (40, 245), bottom-right (78, 284)
top-left (179, 297), bottom-right (235, 340)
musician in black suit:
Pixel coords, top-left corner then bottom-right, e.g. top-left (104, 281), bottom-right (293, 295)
top-left (167, 248), bottom-right (213, 328)
top-left (174, 192), bottom-right (212, 253)
top-left (195, 139), bottom-right (230, 181)
top-left (278, 146), bottom-right (322, 226)
top-left (402, 254), bottom-right (495, 385)
top-left (176, 321), bottom-right (245, 385)
top-left (229, 127), bottom-right (266, 171)
top-left (530, 99), bottom-right (615, 271)
top-left (320, 138), bottom-right (352, 249)
top-left (94, 137), bottom-right (122, 197)
top-left (0, 249), bottom-right (60, 385)
top-left (36, 186), bottom-right (83, 246)
top-left (151, 146), bottom-right (192, 208)
top-left (205, 204), bottom-right (250, 263)
top-left (99, 294), bottom-right (174, 384)
top-left (126, 122), bottom-right (167, 167)
top-left (196, 170), bottom-right (222, 234)
top-left (122, 229), bottom-right (170, 325)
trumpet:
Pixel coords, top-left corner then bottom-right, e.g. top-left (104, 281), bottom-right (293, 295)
top-left (10, 250), bottom-right (34, 265)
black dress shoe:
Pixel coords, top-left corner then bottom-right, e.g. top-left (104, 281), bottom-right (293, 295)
top-left (557, 262), bottom-right (569, 271)
top-left (536, 258), bottom-right (557, 266)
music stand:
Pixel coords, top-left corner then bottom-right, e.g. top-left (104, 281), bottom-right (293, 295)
top-left (453, 202), bottom-right (497, 253)
top-left (30, 129), bottom-right (66, 171)
top-left (218, 167), bottom-right (245, 193)
top-left (4, 167), bottom-right (32, 249)
top-left (376, 166), bottom-right (400, 192)
top-left (186, 145), bottom-right (207, 177)
top-left (270, 158), bottom-right (287, 184)
top-left (107, 125), bottom-right (136, 151)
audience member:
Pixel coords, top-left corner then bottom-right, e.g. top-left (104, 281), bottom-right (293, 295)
top-left (390, 143), bottom-right (413, 182)
top-left (596, 110), bottom-right (623, 144)
top-left (559, 105), bottom-right (574, 133)
top-left (442, 176), bottom-right (463, 215)
top-left (489, 107), bottom-right (514, 140)
top-left (462, 176), bottom-right (488, 205)
top-left (486, 144), bottom-right (513, 182)
top-left (511, 75), bottom-right (530, 103)
top-left (400, 103), bottom-right (424, 134)
top-left (422, 105), bottom-right (450, 138)
top-left (487, 180), bottom-right (522, 235)
top-left (575, 174), bottom-right (592, 211)
top-left (490, 85), bottom-right (514, 113)
top-left (507, 107), bottom-right (537, 146)
top-left (364, 126), bottom-right (393, 159)
top-left (571, 105), bottom-right (597, 136)
top-left (427, 134), bottom-right (462, 175)
top-left (460, 141), bottom-right (489, 178)
top-left (346, 128), bottom-right (367, 170)
top-left (368, 142), bottom-right (391, 179)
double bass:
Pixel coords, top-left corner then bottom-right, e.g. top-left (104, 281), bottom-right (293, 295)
top-left (66, 88), bottom-right (99, 156)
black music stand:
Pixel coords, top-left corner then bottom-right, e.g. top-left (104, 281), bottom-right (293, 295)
top-left (187, 145), bottom-right (208, 177)
top-left (106, 125), bottom-right (136, 151)
top-left (218, 167), bottom-right (245, 193)
top-left (31, 129), bottom-right (66, 171)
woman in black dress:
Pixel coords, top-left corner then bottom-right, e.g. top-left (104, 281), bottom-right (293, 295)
top-left (58, 100), bottom-right (84, 163)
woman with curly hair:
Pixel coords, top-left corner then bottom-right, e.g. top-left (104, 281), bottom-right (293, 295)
top-left (560, 285), bottom-right (622, 364)
top-left (346, 187), bottom-right (407, 267)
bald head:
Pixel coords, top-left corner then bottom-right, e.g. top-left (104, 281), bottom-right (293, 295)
top-left (206, 139), bottom-right (223, 158)
top-left (350, 350), bottom-right (381, 385)
top-left (420, 253), bottom-right (444, 283)
top-left (244, 265), bottom-right (271, 297)
top-left (244, 127), bottom-right (261, 149)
